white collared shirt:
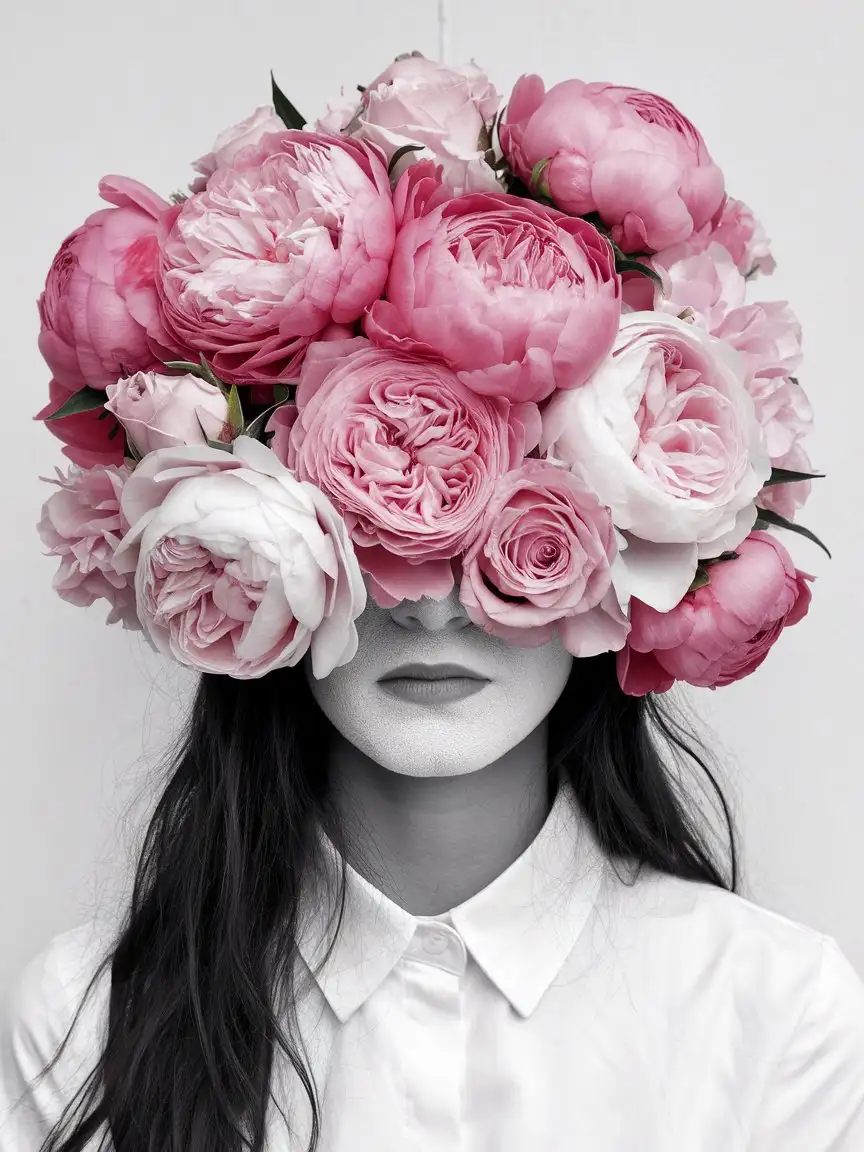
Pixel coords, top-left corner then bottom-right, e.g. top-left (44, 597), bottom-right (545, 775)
top-left (3, 776), bottom-right (864, 1150)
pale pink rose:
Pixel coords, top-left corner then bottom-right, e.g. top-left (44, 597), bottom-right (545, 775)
top-left (540, 312), bottom-right (771, 611)
top-left (699, 197), bottom-right (776, 278)
top-left (38, 463), bottom-right (139, 629)
top-left (712, 301), bottom-right (810, 459)
top-left (35, 378), bottom-right (126, 470)
top-left (310, 88), bottom-right (363, 135)
top-left (278, 337), bottom-right (541, 607)
top-left (155, 131), bottom-right (395, 386)
top-left (757, 441), bottom-right (815, 521)
top-left (37, 176), bottom-right (172, 392)
top-left (189, 105), bottom-right (286, 192)
top-left (350, 52), bottom-right (501, 193)
top-left (500, 76), bottom-right (725, 254)
top-left (113, 437), bottom-right (366, 679)
top-left (459, 460), bottom-right (629, 657)
top-left (104, 371), bottom-right (230, 456)
top-left (365, 172), bottom-right (621, 403)
top-left (617, 531), bottom-right (813, 694)
top-left (621, 235), bottom-right (747, 329)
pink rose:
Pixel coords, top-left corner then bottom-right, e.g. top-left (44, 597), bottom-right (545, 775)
top-left (278, 337), bottom-right (541, 606)
top-left (37, 175), bottom-right (172, 392)
top-left (38, 463), bottom-right (138, 629)
top-left (189, 105), bottom-right (286, 192)
top-left (105, 371), bottom-right (229, 455)
top-left (36, 377), bottom-right (126, 469)
top-left (155, 131), bottom-right (395, 386)
top-left (617, 531), bottom-right (813, 694)
top-left (459, 460), bottom-right (629, 657)
top-left (350, 51), bottom-right (501, 193)
top-left (311, 88), bottom-right (363, 135)
top-left (113, 437), bottom-right (366, 679)
top-left (699, 197), bottom-right (776, 278)
top-left (365, 173), bottom-right (621, 403)
top-left (712, 301), bottom-right (810, 459)
top-left (757, 441), bottom-right (814, 521)
top-left (621, 235), bottom-right (747, 330)
top-left (500, 76), bottom-right (725, 253)
top-left (541, 312), bottom-right (771, 611)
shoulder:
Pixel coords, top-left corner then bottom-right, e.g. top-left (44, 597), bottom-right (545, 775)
top-left (0, 920), bottom-right (113, 1142)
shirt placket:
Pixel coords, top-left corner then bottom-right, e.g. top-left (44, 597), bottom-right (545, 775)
top-left (399, 922), bottom-right (468, 1151)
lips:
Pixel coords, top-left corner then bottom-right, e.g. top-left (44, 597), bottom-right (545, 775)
top-left (378, 661), bottom-right (489, 682)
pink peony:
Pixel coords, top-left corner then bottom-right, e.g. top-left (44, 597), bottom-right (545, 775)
top-left (37, 176), bottom-right (171, 392)
top-left (113, 437), bottom-right (366, 679)
top-left (712, 301), bottom-right (810, 460)
top-left (621, 235), bottom-right (747, 330)
top-left (365, 172), bottom-right (621, 403)
top-left (105, 371), bottom-right (229, 456)
top-left (189, 105), bottom-right (286, 192)
top-left (275, 336), bottom-right (541, 606)
top-left (459, 460), bottom-right (629, 657)
top-left (38, 463), bottom-right (139, 629)
top-left (350, 51), bottom-right (501, 193)
top-left (617, 530), bottom-right (813, 694)
top-left (500, 76), bottom-right (725, 254)
top-left (757, 441), bottom-right (814, 521)
top-left (698, 197), bottom-right (776, 278)
top-left (36, 377), bottom-right (126, 470)
top-left (154, 131), bottom-right (396, 386)
top-left (541, 312), bottom-right (771, 611)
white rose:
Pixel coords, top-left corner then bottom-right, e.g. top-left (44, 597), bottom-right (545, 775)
top-left (105, 371), bottom-right (229, 456)
top-left (114, 437), bottom-right (366, 679)
top-left (540, 312), bottom-right (771, 611)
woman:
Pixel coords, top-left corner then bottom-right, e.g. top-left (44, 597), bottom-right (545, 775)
top-left (3, 51), bottom-right (864, 1152)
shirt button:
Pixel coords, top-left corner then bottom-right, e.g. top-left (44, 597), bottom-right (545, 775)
top-left (423, 930), bottom-right (449, 955)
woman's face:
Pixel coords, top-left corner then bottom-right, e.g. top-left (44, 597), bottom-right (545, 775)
top-left (304, 582), bottom-right (574, 778)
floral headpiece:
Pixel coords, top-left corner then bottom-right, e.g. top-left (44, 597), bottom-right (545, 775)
top-left (35, 53), bottom-right (826, 692)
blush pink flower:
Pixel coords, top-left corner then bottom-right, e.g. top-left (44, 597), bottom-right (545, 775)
top-left (38, 463), bottom-right (139, 628)
top-left (757, 441), bottom-right (814, 521)
top-left (105, 371), bottom-right (229, 456)
top-left (621, 235), bottom-right (747, 330)
top-left (349, 52), bottom-right (501, 193)
top-left (154, 131), bottom-right (395, 386)
top-left (541, 312), bottom-right (771, 611)
top-left (37, 176), bottom-right (172, 392)
top-left (365, 173), bottom-right (621, 403)
top-left (500, 76), bottom-right (725, 253)
top-left (277, 336), bottom-right (541, 606)
top-left (189, 105), bottom-right (286, 192)
top-left (617, 531), bottom-right (813, 694)
top-left (698, 197), bottom-right (776, 278)
top-left (459, 460), bottom-right (629, 656)
top-left (113, 437), bottom-right (366, 679)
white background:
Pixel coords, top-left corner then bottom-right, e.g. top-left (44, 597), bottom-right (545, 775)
top-left (1, 0), bottom-right (861, 989)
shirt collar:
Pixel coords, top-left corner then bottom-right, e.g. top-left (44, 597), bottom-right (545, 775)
top-left (295, 775), bottom-right (606, 1023)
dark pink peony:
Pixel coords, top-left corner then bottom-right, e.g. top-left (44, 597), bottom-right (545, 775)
top-left (617, 530), bottom-right (813, 694)
top-left (500, 76), bottom-right (725, 254)
top-left (459, 460), bottom-right (628, 656)
top-left (154, 131), bottom-right (395, 386)
top-left (38, 463), bottom-right (139, 628)
top-left (37, 175), bottom-right (171, 392)
top-left (365, 168), bottom-right (621, 403)
top-left (274, 336), bottom-right (541, 606)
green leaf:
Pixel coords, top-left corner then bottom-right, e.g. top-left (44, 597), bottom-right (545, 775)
top-left (271, 71), bottom-right (307, 131)
top-left (765, 466), bottom-right (825, 486)
top-left (206, 438), bottom-right (234, 453)
top-left (754, 505), bottom-right (832, 558)
top-left (688, 566), bottom-right (711, 592)
top-left (787, 376), bottom-right (799, 386)
top-left (198, 354), bottom-right (228, 394)
top-left (388, 143), bottom-right (425, 177)
top-left (244, 398), bottom-right (291, 441)
top-left (44, 386), bottom-right (106, 421)
top-left (273, 383), bottom-right (292, 404)
top-left (702, 550), bottom-right (740, 567)
top-left (226, 384), bottom-right (245, 434)
top-left (529, 158), bottom-right (550, 196)
top-left (616, 257), bottom-right (663, 288)
top-left (162, 360), bottom-right (201, 373)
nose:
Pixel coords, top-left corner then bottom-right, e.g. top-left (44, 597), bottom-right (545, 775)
top-left (388, 584), bottom-right (473, 633)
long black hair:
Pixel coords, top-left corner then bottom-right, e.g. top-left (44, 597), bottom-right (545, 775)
top-left (25, 651), bottom-right (737, 1152)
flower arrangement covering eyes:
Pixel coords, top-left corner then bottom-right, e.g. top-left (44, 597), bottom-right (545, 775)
top-left (35, 51), bottom-right (827, 692)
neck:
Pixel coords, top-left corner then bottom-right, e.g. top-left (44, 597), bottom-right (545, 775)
top-left (323, 725), bottom-right (556, 915)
